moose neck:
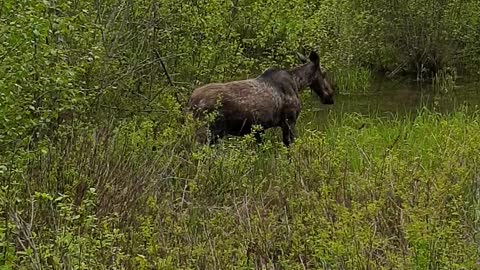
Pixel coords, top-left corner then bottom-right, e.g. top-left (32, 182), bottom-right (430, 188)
top-left (291, 63), bottom-right (313, 92)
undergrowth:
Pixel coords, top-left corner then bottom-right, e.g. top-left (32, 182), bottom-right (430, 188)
top-left (2, 0), bottom-right (480, 269)
top-left (1, 108), bottom-right (479, 269)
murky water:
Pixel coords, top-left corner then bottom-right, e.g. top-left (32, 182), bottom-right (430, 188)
top-left (303, 77), bottom-right (480, 127)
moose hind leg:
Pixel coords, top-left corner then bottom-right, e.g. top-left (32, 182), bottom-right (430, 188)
top-left (207, 130), bottom-right (219, 145)
top-left (207, 120), bottom-right (228, 145)
top-left (195, 123), bottom-right (222, 145)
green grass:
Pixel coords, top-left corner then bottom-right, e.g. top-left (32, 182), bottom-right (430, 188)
top-left (2, 108), bottom-right (479, 269)
top-left (433, 68), bottom-right (457, 94)
top-left (331, 66), bottom-right (373, 94)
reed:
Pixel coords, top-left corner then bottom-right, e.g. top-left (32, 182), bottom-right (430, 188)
top-left (330, 66), bottom-right (373, 94)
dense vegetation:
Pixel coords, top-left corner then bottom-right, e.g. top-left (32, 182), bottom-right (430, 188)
top-left (1, 0), bottom-right (480, 269)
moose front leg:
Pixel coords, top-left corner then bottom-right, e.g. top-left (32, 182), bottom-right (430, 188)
top-left (281, 109), bottom-right (300, 147)
top-left (254, 129), bottom-right (265, 144)
top-left (281, 118), bottom-right (296, 147)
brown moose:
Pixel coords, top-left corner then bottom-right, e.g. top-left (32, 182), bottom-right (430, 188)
top-left (188, 51), bottom-right (334, 146)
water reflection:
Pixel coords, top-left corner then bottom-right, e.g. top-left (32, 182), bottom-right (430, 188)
top-left (295, 77), bottom-right (480, 134)
top-left (305, 78), bottom-right (480, 118)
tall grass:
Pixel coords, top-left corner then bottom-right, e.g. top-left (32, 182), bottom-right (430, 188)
top-left (2, 108), bottom-right (479, 269)
top-left (330, 66), bottom-right (373, 94)
top-left (432, 68), bottom-right (457, 94)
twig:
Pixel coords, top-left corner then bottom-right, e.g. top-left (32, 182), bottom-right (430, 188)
top-left (91, 58), bottom-right (161, 106)
top-left (99, 104), bottom-right (169, 113)
top-left (10, 210), bottom-right (41, 270)
top-left (153, 49), bottom-right (174, 87)
top-left (387, 61), bottom-right (407, 78)
top-left (153, 49), bottom-right (183, 105)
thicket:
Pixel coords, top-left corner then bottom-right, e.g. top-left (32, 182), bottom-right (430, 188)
top-left (1, 0), bottom-right (480, 269)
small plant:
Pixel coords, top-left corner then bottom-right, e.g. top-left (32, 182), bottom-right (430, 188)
top-left (433, 67), bottom-right (457, 94)
top-left (331, 66), bottom-right (373, 94)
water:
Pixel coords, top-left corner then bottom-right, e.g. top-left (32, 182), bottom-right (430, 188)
top-left (302, 78), bottom-right (480, 127)
top-left (284, 77), bottom-right (480, 138)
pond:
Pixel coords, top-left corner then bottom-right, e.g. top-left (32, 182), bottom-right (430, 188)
top-left (301, 77), bottom-right (480, 130)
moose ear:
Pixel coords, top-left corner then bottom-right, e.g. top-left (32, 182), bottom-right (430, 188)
top-left (296, 52), bottom-right (308, 63)
top-left (308, 51), bottom-right (320, 65)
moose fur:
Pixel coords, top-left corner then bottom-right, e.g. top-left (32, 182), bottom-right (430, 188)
top-left (188, 51), bottom-right (334, 146)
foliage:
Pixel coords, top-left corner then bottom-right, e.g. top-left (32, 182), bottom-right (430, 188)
top-left (1, 0), bottom-right (480, 269)
top-left (2, 109), bottom-right (480, 269)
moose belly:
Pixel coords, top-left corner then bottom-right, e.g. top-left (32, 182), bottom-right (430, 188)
top-left (217, 109), bottom-right (277, 136)
top-left (219, 94), bottom-right (281, 131)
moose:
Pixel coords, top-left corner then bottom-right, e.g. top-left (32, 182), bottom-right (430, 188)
top-left (188, 51), bottom-right (334, 146)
